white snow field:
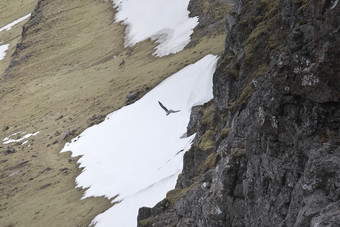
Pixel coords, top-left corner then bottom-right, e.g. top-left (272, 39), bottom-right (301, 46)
top-left (0, 44), bottom-right (9, 61)
top-left (0, 13), bottom-right (31, 32)
top-left (61, 54), bottom-right (218, 226)
top-left (112, 0), bottom-right (198, 56)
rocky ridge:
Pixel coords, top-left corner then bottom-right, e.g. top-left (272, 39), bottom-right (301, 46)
top-left (0, 0), bottom-right (232, 226)
top-left (138, 0), bottom-right (340, 226)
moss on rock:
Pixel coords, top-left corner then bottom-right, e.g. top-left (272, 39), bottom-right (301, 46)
top-left (199, 152), bottom-right (220, 173)
top-left (166, 182), bottom-right (199, 209)
top-left (220, 127), bottom-right (233, 140)
top-left (198, 129), bottom-right (215, 151)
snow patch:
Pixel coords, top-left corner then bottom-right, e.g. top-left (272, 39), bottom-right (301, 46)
top-left (3, 131), bottom-right (25, 142)
top-left (0, 44), bottom-right (9, 61)
top-left (0, 13), bottom-right (31, 32)
top-left (61, 55), bottom-right (218, 226)
top-left (9, 170), bottom-right (21, 177)
top-left (112, 0), bottom-right (198, 57)
top-left (3, 131), bottom-right (40, 145)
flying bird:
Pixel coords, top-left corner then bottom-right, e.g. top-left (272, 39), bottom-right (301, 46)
top-left (158, 101), bottom-right (180, 116)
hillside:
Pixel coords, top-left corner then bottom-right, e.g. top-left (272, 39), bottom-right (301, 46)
top-left (1, 0), bottom-right (339, 226)
top-left (0, 0), bottom-right (232, 226)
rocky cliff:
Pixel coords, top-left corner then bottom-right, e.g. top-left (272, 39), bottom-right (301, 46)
top-left (138, 0), bottom-right (340, 226)
top-left (0, 0), bottom-right (231, 226)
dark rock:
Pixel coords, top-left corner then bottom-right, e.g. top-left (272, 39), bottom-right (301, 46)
top-left (119, 59), bottom-right (125, 67)
top-left (40, 167), bottom-right (51, 174)
top-left (4, 0), bottom-right (43, 76)
top-left (3, 126), bottom-right (9, 131)
top-left (40, 183), bottom-right (52, 190)
top-left (59, 168), bottom-right (69, 175)
top-left (138, 0), bottom-right (340, 226)
top-left (52, 140), bottom-right (58, 144)
top-left (62, 131), bottom-right (70, 140)
top-left (55, 115), bottom-right (63, 120)
top-left (89, 114), bottom-right (105, 125)
top-left (137, 207), bottom-right (151, 223)
top-left (89, 114), bottom-right (96, 121)
top-left (188, 0), bottom-right (234, 40)
top-left (177, 218), bottom-right (195, 226)
top-left (61, 129), bottom-right (76, 140)
top-left (126, 91), bottom-right (139, 105)
top-left (125, 48), bottom-right (133, 56)
top-left (5, 147), bottom-right (16, 154)
top-left (138, 199), bottom-right (177, 227)
top-left (186, 105), bottom-right (203, 136)
top-left (310, 201), bottom-right (340, 226)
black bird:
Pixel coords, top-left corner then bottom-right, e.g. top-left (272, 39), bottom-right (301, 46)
top-left (158, 101), bottom-right (180, 116)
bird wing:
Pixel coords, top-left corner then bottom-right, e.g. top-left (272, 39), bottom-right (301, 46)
top-left (158, 101), bottom-right (169, 112)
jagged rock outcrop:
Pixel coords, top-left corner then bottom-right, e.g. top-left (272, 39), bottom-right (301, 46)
top-left (138, 0), bottom-right (340, 226)
top-left (187, 0), bottom-right (234, 47)
top-left (4, 0), bottom-right (45, 75)
top-left (188, 0), bottom-right (234, 37)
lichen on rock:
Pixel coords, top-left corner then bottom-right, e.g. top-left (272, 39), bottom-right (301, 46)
top-left (138, 0), bottom-right (340, 226)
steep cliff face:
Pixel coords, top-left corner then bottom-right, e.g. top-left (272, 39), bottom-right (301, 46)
top-left (138, 0), bottom-right (340, 226)
top-left (188, 0), bottom-right (234, 38)
top-left (0, 0), bottom-right (231, 226)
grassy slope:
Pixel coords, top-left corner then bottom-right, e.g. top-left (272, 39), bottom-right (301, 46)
top-left (0, 0), bottom-right (226, 226)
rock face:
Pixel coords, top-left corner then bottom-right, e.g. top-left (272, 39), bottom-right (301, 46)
top-left (4, 0), bottom-right (44, 75)
top-left (138, 0), bottom-right (340, 226)
top-left (186, 0), bottom-right (234, 48)
top-left (188, 0), bottom-right (234, 37)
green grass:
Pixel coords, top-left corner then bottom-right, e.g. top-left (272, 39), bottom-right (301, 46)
top-left (198, 130), bottom-right (216, 151)
top-left (200, 100), bottom-right (217, 126)
top-left (199, 152), bottom-right (220, 173)
top-left (232, 148), bottom-right (246, 158)
top-left (220, 127), bottom-right (233, 140)
top-left (166, 182), bottom-right (199, 209)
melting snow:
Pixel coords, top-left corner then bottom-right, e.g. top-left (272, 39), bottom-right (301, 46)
top-left (61, 54), bottom-right (218, 226)
top-left (3, 131), bottom-right (25, 142)
top-left (0, 13), bottom-right (31, 32)
top-left (112, 0), bottom-right (198, 57)
top-left (0, 44), bottom-right (9, 61)
top-left (3, 131), bottom-right (40, 145)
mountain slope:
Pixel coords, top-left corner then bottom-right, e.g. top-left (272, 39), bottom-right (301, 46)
top-left (0, 0), bottom-right (232, 226)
